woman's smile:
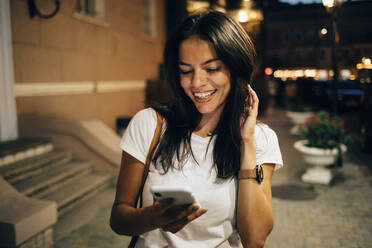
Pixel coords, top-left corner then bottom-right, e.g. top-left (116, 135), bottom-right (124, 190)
top-left (193, 90), bottom-right (217, 101)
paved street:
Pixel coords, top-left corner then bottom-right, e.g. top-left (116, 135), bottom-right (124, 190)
top-left (55, 107), bottom-right (372, 248)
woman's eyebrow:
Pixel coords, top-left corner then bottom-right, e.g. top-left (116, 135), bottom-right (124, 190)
top-left (178, 58), bottom-right (220, 66)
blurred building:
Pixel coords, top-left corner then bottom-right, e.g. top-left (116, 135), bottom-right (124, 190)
top-left (264, 0), bottom-right (372, 81)
top-left (10, 0), bottom-right (166, 131)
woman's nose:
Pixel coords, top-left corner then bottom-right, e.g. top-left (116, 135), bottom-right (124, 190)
top-left (191, 70), bottom-right (206, 87)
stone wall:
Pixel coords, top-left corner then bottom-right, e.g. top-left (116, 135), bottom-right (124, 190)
top-left (18, 228), bottom-right (53, 248)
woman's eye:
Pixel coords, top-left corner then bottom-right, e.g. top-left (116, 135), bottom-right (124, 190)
top-left (206, 68), bottom-right (220, 73)
top-left (180, 70), bottom-right (192, 75)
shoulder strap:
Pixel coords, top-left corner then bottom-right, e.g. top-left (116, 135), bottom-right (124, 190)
top-left (138, 111), bottom-right (163, 207)
top-left (129, 111), bottom-right (163, 248)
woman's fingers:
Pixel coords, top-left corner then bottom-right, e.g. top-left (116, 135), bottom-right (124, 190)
top-left (152, 198), bottom-right (175, 214)
top-left (248, 85), bottom-right (258, 113)
top-left (150, 198), bottom-right (179, 228)
top-left (241, 85), bottom-right (259, 141)
top-left (162, 205), bottom-right (208, 233)
top-left (163, 203), bottom-right (202, 224)
top-left (151, 200), bottom-right (206, 232)
top-left (248, 85), bottom-right (254, 108)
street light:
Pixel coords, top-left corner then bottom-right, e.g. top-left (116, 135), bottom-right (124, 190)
top-left (322, 0), bottom-right (343, 116)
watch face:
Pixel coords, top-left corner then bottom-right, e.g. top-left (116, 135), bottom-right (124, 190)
top-left (256, 165), bottom-right (264, 183)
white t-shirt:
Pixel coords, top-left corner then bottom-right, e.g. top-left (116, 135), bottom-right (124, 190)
top-left (119, 108), bottom-right (283, 248)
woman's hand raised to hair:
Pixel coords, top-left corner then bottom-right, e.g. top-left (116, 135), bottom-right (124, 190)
top-left (147, 199), bottom-right (207, 233)
top-left (241, 85), bottom-right (259, 144)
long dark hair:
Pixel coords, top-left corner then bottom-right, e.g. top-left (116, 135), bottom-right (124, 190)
top-left (152, 10), bottom-right (256, 179)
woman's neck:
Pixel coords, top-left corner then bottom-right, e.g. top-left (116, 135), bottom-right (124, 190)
top-left (194, 110), bottom-right (222, 138)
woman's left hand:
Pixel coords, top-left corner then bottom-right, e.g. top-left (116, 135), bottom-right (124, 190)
top-left (241, 85), bottom-right (259, 143)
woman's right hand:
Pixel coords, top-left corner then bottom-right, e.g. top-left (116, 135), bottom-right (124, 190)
top-left (147, 199), bottom-right (207, 233)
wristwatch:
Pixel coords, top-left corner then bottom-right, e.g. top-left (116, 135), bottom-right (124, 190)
top-left (238, 165), bottom-right (264, 183)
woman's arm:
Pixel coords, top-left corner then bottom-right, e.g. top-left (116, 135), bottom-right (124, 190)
top-left (237, 85), bottom-right (275, 247)
top-left (110, 151), bottom-right (156, 235)
top-left (110, 151), bottom-right (206, 235)
top-left (237, 160), bottom-right (275, 248)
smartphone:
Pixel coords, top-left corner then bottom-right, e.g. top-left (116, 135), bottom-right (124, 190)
top-left (150, 185), bottom-right (199, 206)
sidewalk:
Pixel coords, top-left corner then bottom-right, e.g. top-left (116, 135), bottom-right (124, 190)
top-left (262, 107), bottom-right (372, 248)
top-left (55, 107), bottom-right (372, 248)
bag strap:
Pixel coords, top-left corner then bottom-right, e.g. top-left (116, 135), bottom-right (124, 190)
top-left (129, 111), bottom-right (163, 248)
top-left (138, 111), bottom-right (163, 207)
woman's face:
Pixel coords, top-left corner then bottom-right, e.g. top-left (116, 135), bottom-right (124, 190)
top-left (178, 36), bottom-right (231, 119)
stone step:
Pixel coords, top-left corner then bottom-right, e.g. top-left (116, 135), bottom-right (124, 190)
top-left (42, 173), bottom-right (113, 216)
top-left (0, 150), bottom-right (72, 184)
top-left (53, 187), bottom-right (116, 242)
top-left (33, 166), bottom-right (92, 199)
top-left (13, 161), bottom-right (92, 197)
top-left (0, 138), bottom-right (54, 167)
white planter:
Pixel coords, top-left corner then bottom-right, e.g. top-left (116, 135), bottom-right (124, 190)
top-left (286, 111), bottom-right (313, 135)
top-left (294, 140), bottom-right (347, 185)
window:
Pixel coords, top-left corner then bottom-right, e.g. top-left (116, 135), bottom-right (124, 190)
top-left (295, 32), bottom-right (302, 41)
top-left (283, 31), bottom-right (290, 42)
top-left (354, 49), bottom-right (361, 58)
top-left (143, 0), bottom-right (156, 37)
top-left (295, 52), bottom-right (302, 61)
top-left (306, 30), bottom-right (315, 41)
top-left (75, 0), bottom-right (105, 21)
top-left (343, 49), bottom-right (349, 59)
top-left (319, 49), bottom-right (325, 60)
top-left (308, 51), bottom-right (315, 62)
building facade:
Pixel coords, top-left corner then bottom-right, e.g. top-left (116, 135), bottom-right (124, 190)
top-left (10, 0), bottom-right (165, 130)
top-left (264, 1), bottom-right (372, 81)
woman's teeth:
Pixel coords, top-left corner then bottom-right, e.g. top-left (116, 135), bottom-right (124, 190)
top-left (194, 90), bottom-right (216, 99)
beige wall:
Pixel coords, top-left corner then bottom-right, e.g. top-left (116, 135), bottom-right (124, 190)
top-left (11, 0), bottom-right (165, 130)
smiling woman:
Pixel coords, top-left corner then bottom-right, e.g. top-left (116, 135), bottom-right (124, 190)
top-left (178, 36), bottom-right (231, 129)
top-left (110, 10), bottom-right (283, 248)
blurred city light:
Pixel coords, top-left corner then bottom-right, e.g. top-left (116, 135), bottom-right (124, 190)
top-left (238, 10), bottom-right (249, 22)
top-left (364, 58), bottom-right (371, 65)
top-left (357, 57), bottom-right (372, 69)
top-left (320, 28), bottom-right (328, 35)
top-left (186, 0), bottom-right (210, 12)
top-left (340, 69), bottom-right (351, 80)
top-left (322, 0), bottom-right (344, 9)
top-left (322, 0), bottom-right (335, 8)
top-left (265, 67), bottom-right (274, 76)
top-left (272, 68), bottom-right (354, 81)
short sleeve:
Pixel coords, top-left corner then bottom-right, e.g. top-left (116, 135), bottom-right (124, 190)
top-left (119, 108), bottom-right (157, 164)
top-left (254, 124), bottom-right (283, 170)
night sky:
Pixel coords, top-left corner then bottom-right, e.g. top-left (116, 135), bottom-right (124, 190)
top-left (280, 0), bottom-right (322, 4)
top-left (281, 0), bottom-right (363, 4)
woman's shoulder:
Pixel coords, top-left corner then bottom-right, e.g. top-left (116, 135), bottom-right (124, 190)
top-left (119, 108), bottom-right (158, 164)
top-left (125, 108), bottom-right (158, 136)
top-left (255, 123), bottom-right (277, 136)
top-left (254, 123), bottom-right (283, 168)
top-left (254, 123), bottom-right (279, 148)
top-left (133, 107), bottom-right (157, 121)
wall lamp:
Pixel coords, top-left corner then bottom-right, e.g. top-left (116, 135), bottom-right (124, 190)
top-left (28, 0), bottom-right (60, 19)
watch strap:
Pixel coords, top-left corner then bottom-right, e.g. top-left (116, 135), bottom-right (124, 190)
top-left (238, 169), bottom-right (256, 179)
top-left (238, 165), bottom-right (264, 183)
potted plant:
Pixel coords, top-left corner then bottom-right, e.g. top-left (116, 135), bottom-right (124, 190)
top-left (286, 108), bottom-right (313, 135)
top-left (294, 111), bottom-right (354, 184)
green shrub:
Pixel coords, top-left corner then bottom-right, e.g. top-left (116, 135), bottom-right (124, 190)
top-left (299, 111), bottom-right (354, 149)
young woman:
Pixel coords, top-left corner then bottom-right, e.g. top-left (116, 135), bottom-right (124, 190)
top-left (110, 10), bottom-right (283, 248)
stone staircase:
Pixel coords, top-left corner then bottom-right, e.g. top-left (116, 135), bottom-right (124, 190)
top-left (0, 138), bottom-right (114, 246)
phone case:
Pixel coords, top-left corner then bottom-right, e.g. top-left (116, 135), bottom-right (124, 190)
top-left (150, 185), bottom-right (198, 206)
